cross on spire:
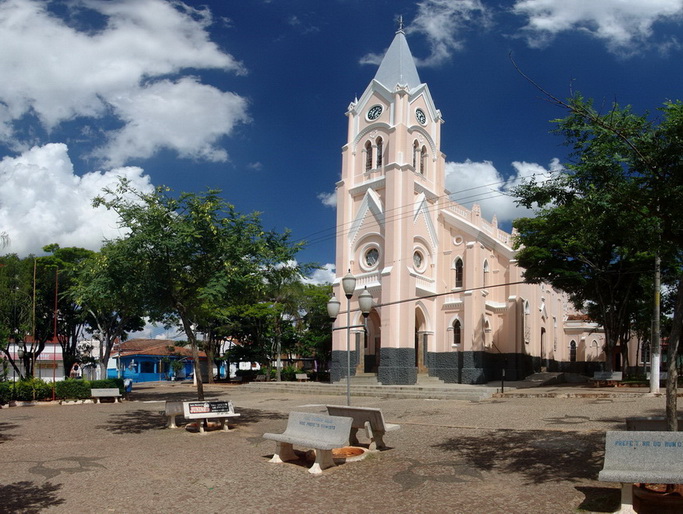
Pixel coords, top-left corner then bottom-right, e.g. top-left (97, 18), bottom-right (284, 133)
top-left (397, 15), bottom-right (404, 33)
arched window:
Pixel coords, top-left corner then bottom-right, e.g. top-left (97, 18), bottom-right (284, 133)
top-left (570, 340), bottom-right (577, 362)
top-left (420, 145), bottom-right (427, 174)
top-left (483, 259), bottom-right (489, 287)
top-left (452, 319), bottom-right (461, 346)
top-left (365, 141), bottom-right (372, 171)
top-left (454, 257), bottom-right (463, 288)
top-left (412, 140), bottom-right (419, 169)
top-left (376, 137), bottom-right (383, 168)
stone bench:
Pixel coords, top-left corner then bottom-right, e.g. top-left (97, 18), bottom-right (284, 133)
top-left (263, 411), bottom-right (353, 474)
top-left (295, 373), bottom-right (309, 382)
top-left (229, 376), bottom-right (243, 384)
top-left (590, 371), bottom-right (623, 387)
top-left (626, 416), bottom-right (683, 431)
top-left (326, 405), bottom-right (400, 450)
top-left (182, 400), bottom-right (240, 434)
top-left (599, 430), bottom-right (683, 512)
top-left (162, 401), bottom-right (185, 428)
top-left (90, 388), bottom-right (122, 403)
top-left (254, 375), bottom-right (268, 382)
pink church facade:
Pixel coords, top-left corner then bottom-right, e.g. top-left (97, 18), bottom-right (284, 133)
top-left (330, 29), bottom-right (609, 385)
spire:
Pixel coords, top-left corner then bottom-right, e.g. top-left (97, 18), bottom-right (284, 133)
top-left (373, 24), bottom-right (421, 91)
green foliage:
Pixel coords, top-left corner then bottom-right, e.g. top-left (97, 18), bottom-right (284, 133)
top-left (0, 381), bottom-right (11, 404)
top-left (14, 378), bottom-right (52, 402)
top-left (55, 379), bottom-right (91, 400)
top-left (513, 94), bottom-right (683, 369)
top-left (281, 365), bottom-right (302, 381)
top-left (90, 378), bottom-right (124, 392)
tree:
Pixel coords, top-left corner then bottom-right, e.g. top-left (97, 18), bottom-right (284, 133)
top-left (39, 245), bottom-right (95, 378)
top-left (513, 169), bottom-right (655, 372)
top-left (94, 179), bottom-right (300, 399)
top-left (511, 81), bottom-right (683, 429)
top-left (70, 243), bottom-right (146, 380)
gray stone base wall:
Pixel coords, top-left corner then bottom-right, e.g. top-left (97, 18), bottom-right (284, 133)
top-left (332, 348), bottom-right (602, 384)
top-left (377, 348), bottom-right (417, 385)
top-left (330, 350), bottom-right (357, 383)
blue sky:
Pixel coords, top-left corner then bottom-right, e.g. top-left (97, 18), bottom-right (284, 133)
top-left (1, 0), bottom-right (683, 286)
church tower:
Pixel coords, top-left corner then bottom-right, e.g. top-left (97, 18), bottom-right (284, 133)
top-left (331, 26), bottom-right (446, 385)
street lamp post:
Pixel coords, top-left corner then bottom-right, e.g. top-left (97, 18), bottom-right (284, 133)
top-left (327, 270), bottom-right (373, 406)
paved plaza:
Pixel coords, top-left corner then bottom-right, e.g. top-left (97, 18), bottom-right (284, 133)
top-left (0, 381), bottom-right (674, 513)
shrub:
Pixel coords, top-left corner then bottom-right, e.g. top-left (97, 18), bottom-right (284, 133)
top-left (91, 378), bottom-right (124, 392)
top-left (15, 378), bottom-right (52, 401)
top-left (0, 381), bottom-right (11, 404)
top-left (56, 379), bottom-right (91, 400)
top-left (281, 365), bottom-right (301, 382)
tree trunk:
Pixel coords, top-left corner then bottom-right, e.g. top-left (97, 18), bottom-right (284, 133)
top-left (179, 314), bottom-right (204, 401)
top-left (665, 278), bottom-right (683, 431)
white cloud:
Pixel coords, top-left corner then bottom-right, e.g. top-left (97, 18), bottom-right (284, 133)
top-left (409, 0), bottom-right (490, 66)
top-left (92, 77), bottom-right (249, 167)
top-left (317, 191), bottom-right (337, 208)
top-left (359, 0), bottom-right (489, 67)
top-left (513, 0), bottom-right (683, 54)
top-left (303, 263), bottom-right (336, 286)
top-left (0, 143), bottom-right (153, 256)
top-left (0, 0), bottom-right (248, 164)
top-left (444, 158), bottom-right (562, 223)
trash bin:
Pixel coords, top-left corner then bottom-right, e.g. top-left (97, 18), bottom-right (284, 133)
top-left (123, 379), bottom-right (133, 398)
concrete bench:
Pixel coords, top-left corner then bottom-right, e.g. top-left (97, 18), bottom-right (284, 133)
top-left (626, 416), bottom-right (683, 431)
top-left (162, 401), bottom-right (185, 428)
top-left (182, 400), bottom-right (240, 434)
top-left (326, 405), bottom-right (400, 450)
top-left (599, 430), bottom-right (683, 512)
top-left (295, 373), bottom-right (309, 382)
top-left (229, 376), bottom-right (243, 384)
top-left (591, 371), bottom-right (623, 387)
top-left (254, 375), bottom-right (268, 382)
top-left (90, 388), bottom-right (122, 403)
top-left (263, 411), bottom-right (353, 474)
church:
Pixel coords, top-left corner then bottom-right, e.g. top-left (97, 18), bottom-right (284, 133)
top-left (329, 27), bottom-right (607, 385)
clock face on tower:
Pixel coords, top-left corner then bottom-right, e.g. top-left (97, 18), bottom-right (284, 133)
top-left (367, 105), bottom-right (383, 121)
top-left (416, 108), bottom-right (426, 125)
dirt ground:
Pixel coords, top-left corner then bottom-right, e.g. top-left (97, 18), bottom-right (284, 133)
top-left (0, 381), bottom-right (674, 513)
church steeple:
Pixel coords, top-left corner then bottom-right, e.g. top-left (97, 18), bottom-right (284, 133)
top-left (372, 24), bottom-right (422, 91)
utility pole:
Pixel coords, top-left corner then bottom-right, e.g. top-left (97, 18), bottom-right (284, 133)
top-left (649, 253), bottom-right (661, 394)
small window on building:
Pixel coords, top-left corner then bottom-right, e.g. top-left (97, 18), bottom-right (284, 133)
top-left (376, 137), bottom-right (383, 168)
top-left (570, 340), bottom-right (577, 363)
top-left (412, 140), bottom-right (419, 169)
top-left (140, 361), bottom-right (154, 374)
top-left (420, 145), bottom-right (427, 174)
top-left (455, 257), bottom-right (463, 288)
top-left (483, 259), bottom-right (489, 287)
top-left (365, 141), bottom-right (372, 171)
top-left (452, 319), bottom-right (461, 346)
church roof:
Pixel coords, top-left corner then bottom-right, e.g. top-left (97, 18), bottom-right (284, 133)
top-left (373, 29), bottom-right (422, 91)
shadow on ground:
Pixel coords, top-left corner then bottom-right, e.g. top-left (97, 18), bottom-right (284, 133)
top-left (575, 486), bottom-right (621, 512)
top-left (96, 407), bottom-right (287, 435)
top-left (0, 481), bottom-right (65, 512)
top-left (96, 409), bottom-right (165, 434)
top-left (435, 429), bottom-right (604, 485)
top-left (0, 421), bottom-right (19, 444)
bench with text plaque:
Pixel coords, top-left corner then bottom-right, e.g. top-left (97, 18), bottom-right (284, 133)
top-left (263, 411), bottom-right (353, 474)
top-left (326, 405), bottom-right (400, 450)
top-left (90, 388), bottom-right (121, 403)
top-left (599, 430), bottom-right (683, 512)
top-left (182, 400), bottom-right (240, 434)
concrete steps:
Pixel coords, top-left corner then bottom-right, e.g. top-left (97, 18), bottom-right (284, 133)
top-left (243, 379), bottom-right (496, 401)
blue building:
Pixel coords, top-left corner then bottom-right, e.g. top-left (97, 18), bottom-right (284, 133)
top-left (108, 339), bottom-right (210, 383)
